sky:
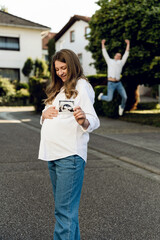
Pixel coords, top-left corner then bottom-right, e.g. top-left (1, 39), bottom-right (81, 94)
top-left (0, 0), bottom-right (100, 33)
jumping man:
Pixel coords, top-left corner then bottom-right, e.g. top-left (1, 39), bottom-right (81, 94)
top-left (98, 39), bottom-right (130, 116)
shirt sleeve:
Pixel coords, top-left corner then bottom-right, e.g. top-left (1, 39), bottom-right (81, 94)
top-left (102, 48), bottom-right (110, 64)
top-left (121, 51), bottom-right (129, 66)
top-left (77, 80), bottom-right (100, 133)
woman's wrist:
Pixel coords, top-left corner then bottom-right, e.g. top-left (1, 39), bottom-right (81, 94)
top-left (81, 118), bottom-right (90, 130)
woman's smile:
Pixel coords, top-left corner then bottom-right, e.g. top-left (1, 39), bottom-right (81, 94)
top-left (55, 60), bottom-right (68, 82)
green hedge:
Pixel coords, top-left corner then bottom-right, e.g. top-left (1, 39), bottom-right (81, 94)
top-left (15, 81), bottom-right (29, 91)
top-left (29, 77), bottom-right (48, 112)
top-left (87, 74), bottom-right (107, 88)
top-left (137, 102), bottom-right (160, 110)
top-left (88, 74), bottom-right (121, 117)
top-left (94, 85), bottom-right (121, 118)
top-left (94, 85), bottom-right (106, 116)
top-left (0, 77), bottom-right (30, 106)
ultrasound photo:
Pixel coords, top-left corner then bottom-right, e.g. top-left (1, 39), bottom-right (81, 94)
top-left (59, 100), bottom-right (74, 113)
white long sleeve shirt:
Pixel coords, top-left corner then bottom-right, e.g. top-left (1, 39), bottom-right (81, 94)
top-left (102, 48), bottom-right (129, 80)
top-left (38, 79), bottom-right (100, 162)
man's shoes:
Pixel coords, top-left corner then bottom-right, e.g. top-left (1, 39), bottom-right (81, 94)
top-left (119, 105), bottom-right (124, 116)
top-left (98, 93), bottom-right (103, 100)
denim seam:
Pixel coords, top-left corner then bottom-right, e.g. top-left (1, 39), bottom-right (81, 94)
top-left (67, 156), bottom-right (75, 240)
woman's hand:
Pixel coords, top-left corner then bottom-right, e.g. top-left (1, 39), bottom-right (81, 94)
top-left (42, 106), bottom-right (58, 122)
top-left (73, 106), bottom-right (90, 130)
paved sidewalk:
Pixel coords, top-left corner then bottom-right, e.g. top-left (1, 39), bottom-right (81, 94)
top-left (94, 116), bottom-right (160, 152)
top-left (90, 116), bottom-right (160, 175)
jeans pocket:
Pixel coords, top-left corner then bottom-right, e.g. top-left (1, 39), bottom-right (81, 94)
top-left (73, 155), bottom-right (85, 169)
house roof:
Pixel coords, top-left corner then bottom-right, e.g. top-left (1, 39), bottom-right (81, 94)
top-left (42, 32), bottom-right (57, 50)
top-left (0, 10), bottom-right (51, 31)
top-left (54, 15), bottom-right (91, 42)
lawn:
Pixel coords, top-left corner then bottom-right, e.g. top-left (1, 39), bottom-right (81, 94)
top-left (121, 102), bottom-right (160, 128)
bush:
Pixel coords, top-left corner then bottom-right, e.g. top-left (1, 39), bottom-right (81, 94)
top-left (13, 80), bottom-right (29, 91)
top-left (102, 88), bottom-right (121, 118)
top-left (0, 77), bottom-right (16, 96)
top-left (0, 77), bottom-right (30, 106)
top-left (22, 58), bottom-right (34, 77)
top-left (87, 74), bottom-right (107, 88)
top-left (34, 59), bottom-right (49, 78)
top-left (0, 77), bottom-right (16, 105)
top-left (15, 88), bottom-right (30, 105)
top-left (137, 102), bottom-right (160, 110)
top-left (94, 85), bottom-right (106, 116)
top-left (29, 76), bottom-right (48, 112)
top-left (94, 85), bottom-right (121, 118)
top-left (15, 88), bottom-right (30, 98)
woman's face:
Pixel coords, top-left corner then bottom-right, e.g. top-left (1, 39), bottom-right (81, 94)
top-left (55, 60), bottom-right (68, 82)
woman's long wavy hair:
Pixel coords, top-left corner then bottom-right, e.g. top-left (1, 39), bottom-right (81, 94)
top-left (44, 49), bottom-right (87, 105)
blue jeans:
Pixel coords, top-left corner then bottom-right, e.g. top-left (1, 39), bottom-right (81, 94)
top-left (48, 155), bottom-right (86, 240)
top-left (101, 81), bottom-right (127, 109)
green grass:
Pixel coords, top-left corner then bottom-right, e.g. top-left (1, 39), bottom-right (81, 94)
top-left (121, 102), bottom-right (160, 128)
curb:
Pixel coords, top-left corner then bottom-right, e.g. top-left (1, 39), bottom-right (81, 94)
top-left (89, 144), bottom-right (160, 176)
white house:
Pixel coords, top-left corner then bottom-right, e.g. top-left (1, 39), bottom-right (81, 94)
top-left (0, 10), bottom-right (50, 82)
top-left (55, 15), bottom-right (97, 76)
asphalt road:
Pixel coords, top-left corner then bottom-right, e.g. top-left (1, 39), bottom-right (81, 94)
top-left (0, 108), bottom-right (160, 240)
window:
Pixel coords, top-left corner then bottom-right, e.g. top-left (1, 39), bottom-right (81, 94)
top-left (0, 68), bottom-right (20, 82)
top-left (42, 54), bottom-right (49, 62)
top-left (78, 53), bottom-right (82, 66)
top-left (0, 36), bottom-right (20, 51)
top-left (70, 31), bottom-right (75, 42)
top-left (44, 55), bottom-right (49, 62)
top-left (85, 27), bottom-right (90, 37)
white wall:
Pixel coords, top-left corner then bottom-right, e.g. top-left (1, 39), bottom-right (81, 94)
top-left (55, 20), bottom-right (96, 76)
top-left (139, 85), bottom-right (152, 96)
top-left (0, 26), bottom-right (44, 82)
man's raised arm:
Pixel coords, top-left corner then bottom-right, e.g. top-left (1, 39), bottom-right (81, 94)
top-left (125, 39), bottom-right (130, 52)
top-left (101, 39), bottom-right (110, 64)
top-left (121, 39), bottom-right (130, 65)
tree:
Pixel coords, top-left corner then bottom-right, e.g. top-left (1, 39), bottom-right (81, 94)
top-left (22, 58), bottom-right (34, 77)
top-left (47, 38), bottom-right (55, 72)
top-left (34, 58), bottom-right (48, 77)
top-left (86, 0), bottom-right (160, 109)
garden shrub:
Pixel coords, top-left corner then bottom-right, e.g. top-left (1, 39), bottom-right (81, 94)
top-left (137, 102), bottom-right (160, 110)
top-left (94, 85), bottom-right (121, 118)
top-left (14, 88), bottom-right (30, 105)
top-left (34, 59), bottom-right (49, 78)
top-left (29, 77), bottom-right (48, 112)
top-left (0, 77), bottom-right (31, 106)
top-left (102, 87), bottom-right (121, 118)
top-left (87, 74), bottom-right (107, 88)
top-left (22, 58), bottom-right (34, 77)
top-left (94, 85), bottom-right (106, 116)
top-left (13, 80), bottom-right (29, 91)
top-left (0, 77), bottom-right (16, 105)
